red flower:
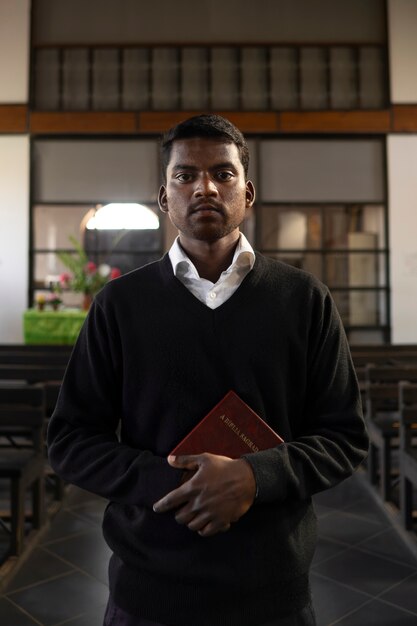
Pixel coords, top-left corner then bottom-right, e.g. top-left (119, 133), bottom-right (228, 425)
top-left (59, 272), bottom-right (71, 286)
top-left (85, 261), bottom-right (97, 274)
top-left (110, 267), bottom-right (122, 280)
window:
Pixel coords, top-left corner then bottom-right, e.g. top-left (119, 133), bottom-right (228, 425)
top-left (256, 203), bottom-right (388, 343)
top-left (31, 139), bottom-right (164, 307)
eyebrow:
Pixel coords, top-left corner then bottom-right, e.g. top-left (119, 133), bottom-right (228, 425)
top-left (171, 161), bottom-right (238, 172)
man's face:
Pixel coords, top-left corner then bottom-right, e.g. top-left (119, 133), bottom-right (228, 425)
top-left (158, 138), bottom-right (255, 244)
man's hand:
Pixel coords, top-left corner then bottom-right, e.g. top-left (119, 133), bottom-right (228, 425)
top-left (153, 453), bottom-right (256, 537)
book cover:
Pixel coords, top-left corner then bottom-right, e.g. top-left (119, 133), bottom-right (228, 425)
top-left (170, 390), bottom-right (284, 458)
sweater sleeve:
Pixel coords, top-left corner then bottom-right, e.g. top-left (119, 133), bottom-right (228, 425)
top-left (243, 286), bottom-right (368, 503)
top-left (47, 298), bottom-right (182, 508)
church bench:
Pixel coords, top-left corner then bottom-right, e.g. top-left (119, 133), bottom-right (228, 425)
top-left (399, 382), bottom-right (417, 531)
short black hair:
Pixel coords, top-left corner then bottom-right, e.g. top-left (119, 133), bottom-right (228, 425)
top-left (160, 114), bottom-right (249, 182)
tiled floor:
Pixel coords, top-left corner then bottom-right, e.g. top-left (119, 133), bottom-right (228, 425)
top-left (1, 472), bottom-right (417, 626)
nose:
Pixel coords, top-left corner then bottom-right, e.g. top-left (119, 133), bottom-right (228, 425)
top-left (194, 174), bottom-right (218, 197)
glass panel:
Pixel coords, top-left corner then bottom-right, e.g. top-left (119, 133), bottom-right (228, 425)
top-left (348, 329), bottom-right (385, 345)
top-left (93, 251), bottom-right (161, 275)
top-left (333, 289), bottom-right (385, 326)
top-left (360, 46), bottom-right (386, 108)
top-left (260, 140), bottom-right (385, 203)
top-left (122, 48), bottom-right (150, 110)
top-left (34, 252), bottom-right (77, 287)
top-left (33, 140), bottom-right (159, 203)
top-left (270, 47), bottom-right (297, 109)
top-left (84, 224), bottom-right (161, 256)
top-left (210, 48), bottom-right (239, 109)
top-left (258, 206), bottom-right (322, 251)
top-left (323, 206), bottom-right (384, 249)
top-left (300, 47), bottom-right (327, 109)
top-left (241, 48), bottom-right (268, 110)
top-left (264, 251), bottom-right (324, 280)
top-left (181, 48), bottom-right (208, 109)
top-left (152, 48), bottom-right (179, 110)
top-left (325, 252), bottom-right (385, 288)
top-left (33, 205), bottom-right (93, 250)
top-left (62, 49), bottom-right (89, 110)
top-left (330, 47), bottom-right (357, 109)
top-left (92, 49), bottom-right (119, 110)
top-left (34, 49), bottom-right (60, 110)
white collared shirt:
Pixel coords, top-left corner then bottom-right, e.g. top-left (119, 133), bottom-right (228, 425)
top-left (168, 233), bottom-right (255, 309)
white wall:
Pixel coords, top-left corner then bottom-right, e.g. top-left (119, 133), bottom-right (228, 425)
top-left (0, 0), bottom-right (30, 103)
top-left (0, 137), bottom-right (30, 343)
top-left (387, 136), bottom-right (417, 343)
top-left (388, 0), bottom-right (417, 102)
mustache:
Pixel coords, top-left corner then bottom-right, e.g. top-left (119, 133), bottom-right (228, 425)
top-left (189, 201), bottom-right (224, 213)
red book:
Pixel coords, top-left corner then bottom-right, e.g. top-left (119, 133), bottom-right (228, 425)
top-left (170, 390), bottom-right (284, 458)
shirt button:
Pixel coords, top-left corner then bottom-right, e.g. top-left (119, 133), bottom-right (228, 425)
top-left (209, 292), bottom-right (217, 300)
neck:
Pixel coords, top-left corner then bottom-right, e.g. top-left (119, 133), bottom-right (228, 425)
top-left (178, 231), bottom-right (240, 282)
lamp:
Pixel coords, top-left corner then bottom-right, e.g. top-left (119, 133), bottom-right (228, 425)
top-left (86, 203), bottom-right (159, 230)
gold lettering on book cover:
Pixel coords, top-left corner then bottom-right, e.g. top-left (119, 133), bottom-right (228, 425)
top-left (218, 414), bottom-right (260, 453)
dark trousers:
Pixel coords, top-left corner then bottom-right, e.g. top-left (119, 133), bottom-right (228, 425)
top-left (103, 595), bottom-right (317, 626)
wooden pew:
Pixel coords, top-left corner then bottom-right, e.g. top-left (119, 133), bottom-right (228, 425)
top-left (399, 382), bottom-right (417, 530)
top-left (365, 365), bottom-right (417, 502)
top-left (351, 345), bottom-right (417, 392)
top-left (0, 384), bottom-right (46, 556)
top-left (0, 362), bottom-right (67, 503)
top-left (0, 364), bottom-right (67, 384)
top-left (0, 351), bottom-right (71, 366)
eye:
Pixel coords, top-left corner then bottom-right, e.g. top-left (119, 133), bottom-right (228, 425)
top-left (216, 171), bottom-right (234, 181)
top-left (175, 172), bottom-right (194, 183)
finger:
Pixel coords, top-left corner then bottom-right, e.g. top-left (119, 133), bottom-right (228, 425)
top-left (198, 521), bottom-right (231, 538)
top-left (167, 454), bottom-right (201, 470)
top-left (153, 483), bottom-right (191, 513)
top-left (185, 511), bottom-right (212, 532)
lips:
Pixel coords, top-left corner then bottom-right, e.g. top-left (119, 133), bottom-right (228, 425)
top-left (190, 203), bottom-right (223, 214)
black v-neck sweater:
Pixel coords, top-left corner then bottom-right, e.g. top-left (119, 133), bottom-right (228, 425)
top-left (48, 253), bottom-right (367, 626)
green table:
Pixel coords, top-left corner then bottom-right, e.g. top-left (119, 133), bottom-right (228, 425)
top-left (23, 309), bottom-right (88, 345)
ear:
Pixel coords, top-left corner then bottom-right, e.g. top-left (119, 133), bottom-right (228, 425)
top-left (158, 185), bottom-right (168, 213)
top-left (245, 180), bottom-right (255, 208)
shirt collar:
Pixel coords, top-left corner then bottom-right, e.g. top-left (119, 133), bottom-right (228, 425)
top-left (169, 233), bottom-right (255, 278)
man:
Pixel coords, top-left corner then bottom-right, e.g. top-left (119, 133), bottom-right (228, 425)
top-left (47, 114), bottom-right (368, 626)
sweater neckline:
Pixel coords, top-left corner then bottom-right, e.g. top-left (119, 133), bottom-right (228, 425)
top-left (159, 252), bottom-right (266, 314)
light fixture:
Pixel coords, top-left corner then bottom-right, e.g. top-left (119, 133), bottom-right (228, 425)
top-left (86, 203), bottom-right (159, 230)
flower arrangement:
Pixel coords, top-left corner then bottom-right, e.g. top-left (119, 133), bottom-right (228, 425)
top-left (35, 293), bottom-right (46, 311)
top-left (58, 236), bottom-right (122, 299)
top-left (47, 293), bottom-right (63, 310)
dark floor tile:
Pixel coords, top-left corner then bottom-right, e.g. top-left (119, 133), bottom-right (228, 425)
top-left (310, 572), bottom-right (370, 626)
top-left (356, 528), bottom-right (417, 568)
top-left (317, 510), bottom-right (384, 546)
top-left (313, 475), bottom-right (363, 510)
top-left (0, 597), bottom-right (39, 625)
top-left (312, 537), bottom-right (349, 567)
top-left (45, 528), bottom-right (111, 584)
top-left (341, 495), bottom-right (390, 527)
top-left (6, 547), bottom-right (73, 592)
top-left (313, 502), bottom-right (336, 519)
top-left (8, 571), bottom-right (108, 626)
top-left (69, 500), bottom-right (107, 526)
top-left (53, 603), bottom-right (107, 625)
top-left (313, 546), bottom-right (415, 596)
top-left (65, 486), bottom-right (106, 507)
top-left (379, 572), bottom-right (417, 616)
top-left (40, 509), bottom-right (97, 545)
top-left (334, 598), bottom-right (417, 625)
